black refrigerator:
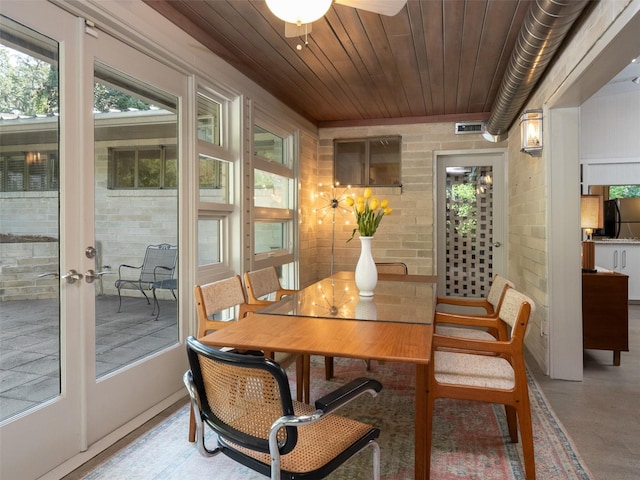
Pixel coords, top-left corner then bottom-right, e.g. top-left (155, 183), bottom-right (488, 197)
top-left (603, 198), bottom-right (640, 238)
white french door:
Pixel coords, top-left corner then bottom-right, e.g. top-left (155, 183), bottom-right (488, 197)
top-left (435, 150), bottom-right (507, 298)
top-left (0, 3), bottom-right (188, 479)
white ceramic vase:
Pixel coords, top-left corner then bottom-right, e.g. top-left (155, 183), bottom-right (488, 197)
top-left (355, 236), bottom-right (377, 296)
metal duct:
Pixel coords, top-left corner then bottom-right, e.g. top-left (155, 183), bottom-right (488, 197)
top-left (483, 0), bottom-right (591, 142)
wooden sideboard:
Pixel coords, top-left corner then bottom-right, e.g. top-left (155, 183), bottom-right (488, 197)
top-left (582, 271), bottom-right (629, 366)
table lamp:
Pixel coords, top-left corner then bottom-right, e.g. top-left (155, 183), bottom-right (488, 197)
top-left (580, 195), bottom-right (603, 272)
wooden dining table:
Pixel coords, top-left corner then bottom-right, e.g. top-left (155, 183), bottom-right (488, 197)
top-left (200, 271), bottom-right (436, 479)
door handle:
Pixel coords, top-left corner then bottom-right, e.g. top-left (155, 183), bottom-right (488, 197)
top-left (493, 242), bottom-right (501, 248)
top-left (84, 269), bottom-right (111, 283)
top-left (61, 269), bottom-right (83, 284)
top-left (38, 272), bottom-right (59, 279)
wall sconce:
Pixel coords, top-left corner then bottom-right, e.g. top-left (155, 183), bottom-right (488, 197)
top-left (580, 194), bottom-right (603, 273)
top-left (520, 109), bottom-right (543, 157)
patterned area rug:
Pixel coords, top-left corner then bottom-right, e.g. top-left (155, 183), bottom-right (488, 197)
top-left (82, 357), bottom-right (593, 480)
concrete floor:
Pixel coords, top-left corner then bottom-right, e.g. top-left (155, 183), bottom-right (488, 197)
top-left (530, 304), bottom-right (640, 479)
top-left (0, 294), bottom-right (178, 421)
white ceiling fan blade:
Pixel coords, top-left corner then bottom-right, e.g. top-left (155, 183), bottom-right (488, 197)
top-left (284, 22), bottom-right (313, 38)
top-left (334, 0), bottom-right (407, 16)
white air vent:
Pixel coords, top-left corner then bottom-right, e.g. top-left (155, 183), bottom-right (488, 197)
top-left (454, 121), bottom-right (484, 134)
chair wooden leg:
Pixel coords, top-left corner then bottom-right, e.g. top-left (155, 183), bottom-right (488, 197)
top-left (295, 356), bottom-right (303, 401)
top-left (517, 399), bottom-right (536, 480)
top-left (188, 404), bottom-right (196, 443)
top-left (505, 405), bottom-right (518, 443)
top-left (325, 356), bottom-right (334, 380)
top-left (304, 354), bottom-right (310, 403)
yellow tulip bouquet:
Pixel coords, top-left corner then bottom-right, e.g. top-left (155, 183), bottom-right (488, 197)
top-left (346, 187), bottom-right (392, 242)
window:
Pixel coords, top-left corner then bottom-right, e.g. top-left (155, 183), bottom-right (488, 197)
top-left (196, 90), bottom-right (232, 269)
top-left (254, 125), bottom-right (285, 164)
top-left (609, 186), bottom-right (640, 198)
top-left (198, 217), bottom-right (222, 265)
top-left (197, 93), bottom-right (221, 146)
top-left (200, 154), bottom-right (230, 203)
top-left (334, 136), bottom-right (401, 186)
top-left (1, 151), bottom-right (59, 192)
top-left (108, 146), bottom-right (176, 189)
top-left (252, 121), bottom-right (295, 268)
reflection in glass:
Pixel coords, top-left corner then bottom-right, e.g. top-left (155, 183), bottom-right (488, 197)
top-left (94, 62), bottom-right (179, 378)
top-left (198, 218), bottom-right (221, 266)
top-left (197, 93), bottom-right (221, 145)
top-left (0, 19), bottom-right (61, 421)
top-left (199, 155), bottom-right (229, 203)
top-left (255, 222), bottom-right (286, 253)
top-left (254, 126), bottom-right (284, 164)
top-left (254, 169), bottom-right (292, 209)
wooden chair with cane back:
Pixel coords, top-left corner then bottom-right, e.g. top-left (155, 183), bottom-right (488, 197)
top-left (189, 275), bottom-right (304, 442)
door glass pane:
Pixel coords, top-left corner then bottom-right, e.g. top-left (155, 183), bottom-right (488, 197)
top-left (444, 166), bottom-right (494, 297)
top-left (0, 18), bottom-right (61, 422)
top-left (94, 62), bottom-right (178, 378)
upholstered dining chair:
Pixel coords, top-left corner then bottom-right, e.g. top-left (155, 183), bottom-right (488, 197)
top-left (374, 261), bottom-right (408, 275)
top-left (427, 288), bottom-right (537, 480)
top-left (434, 274), bottom-right (515, 341)
top-left (184, 336), bottom-right (383, 480)
top-left (190, 275), bottom-right (304, 442)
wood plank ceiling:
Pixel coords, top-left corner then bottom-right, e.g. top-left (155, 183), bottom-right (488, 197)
top-left (144, 0), bottom-right (555, 128)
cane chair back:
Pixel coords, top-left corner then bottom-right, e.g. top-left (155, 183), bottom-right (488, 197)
top-left (243, 267), bottom-right (310, 402)
top-left (194, 275), bottom-right (259, 338)
top-left (190, 276), bottom-right (304, 442)
top-left (375, 262), bottom-right (408, 275)
top-left (184, 337), bottom-right (382, 480)
top-left (427, 288), bottom-right (537, 479)
top-left (244, 266), bottom-right (297, 304)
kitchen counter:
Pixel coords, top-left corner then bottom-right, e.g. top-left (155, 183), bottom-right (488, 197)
top-left (593, 238), bottom-right (640, 244)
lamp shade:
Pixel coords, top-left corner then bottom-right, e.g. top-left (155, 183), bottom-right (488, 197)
top-left (265, 0), bottom-right (333, 25)
top-left (580, 195), bottom-right (603, 230)
top-left (520, 109), bottom-right (542, 156)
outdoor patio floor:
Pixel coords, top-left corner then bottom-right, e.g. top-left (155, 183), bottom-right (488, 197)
top-left (0, 294), bottom-right (178, 422)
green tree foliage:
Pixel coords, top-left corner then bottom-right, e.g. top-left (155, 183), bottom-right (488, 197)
top-left (1, 45), bottom-right (151, 116)
top-left (609, 186), bottom-right (640, 199)
top-left (447, 183), bottom-right (477, 237)
top-left (0, 47), bottom-right (57, 115)
top-left (93, 82), bottom-right (151, 113)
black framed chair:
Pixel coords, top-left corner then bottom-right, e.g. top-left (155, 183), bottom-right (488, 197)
top-left (114, 243), bottom-right (177, 313)
top-left (189, 275), bottom-right (304, 442)
top-left (184, 336), bottom-right (383, 480)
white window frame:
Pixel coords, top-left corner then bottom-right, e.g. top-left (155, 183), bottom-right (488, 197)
top-left (251, 114), bottom-right (297, 275)
top-left (195, 85), bottom-right (236, 281)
